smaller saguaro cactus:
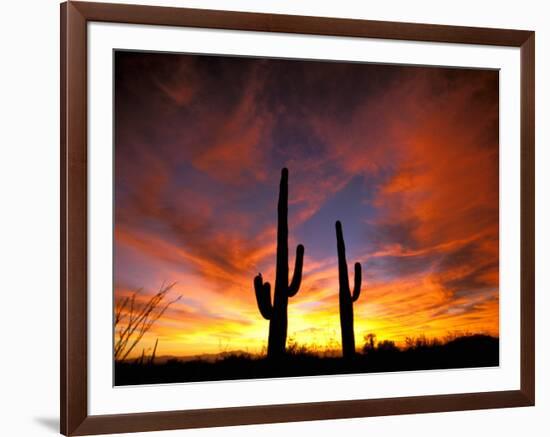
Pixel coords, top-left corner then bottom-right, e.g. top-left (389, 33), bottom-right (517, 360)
top-left (335, 220), bottom-right (362, 359)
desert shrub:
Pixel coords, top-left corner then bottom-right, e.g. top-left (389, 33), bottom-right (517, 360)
top-left (114, 282), bottom-right (180, 361)
top-left (377, 340), bottom-right (399, 353)
top-left (362, 333), bottom-right (377, 354)
top-left (286, 337), bottom-right (309, 356)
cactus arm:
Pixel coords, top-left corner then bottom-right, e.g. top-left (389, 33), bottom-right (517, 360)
top-left (288, 244), bottom-right (304, 297)
top-left (254, 274), bottom-right (273, 320)
top-left (351, 262), bottom-right (362, 302)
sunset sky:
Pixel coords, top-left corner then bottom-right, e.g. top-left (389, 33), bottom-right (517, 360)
top-left (114, 51), bottom-right (499, 358)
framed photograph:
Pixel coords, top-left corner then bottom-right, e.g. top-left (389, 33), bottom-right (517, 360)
top-left (61, 1), bottom-right (535, 435)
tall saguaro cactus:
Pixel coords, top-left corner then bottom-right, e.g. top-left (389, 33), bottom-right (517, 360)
top-left (254, 168), bottom-right (305, 358)
top-left (335, 220), bottom-right (362, 359)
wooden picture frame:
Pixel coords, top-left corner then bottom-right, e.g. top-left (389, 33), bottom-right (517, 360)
top-left (61, 1), bottom-right (535, 435)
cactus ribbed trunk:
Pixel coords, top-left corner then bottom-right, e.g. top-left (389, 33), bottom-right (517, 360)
top-left (269, 168), bottom-right (291, 357)
top-left (336, 221), bottom-right (362, 359)
top-left (254, 168), bottom-right (304, 358)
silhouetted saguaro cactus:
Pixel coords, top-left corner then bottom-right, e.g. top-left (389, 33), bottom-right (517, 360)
top-left (254, 168), bottom-right (305, 358)
top-left (335, 220), bottom-right (362, 359)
